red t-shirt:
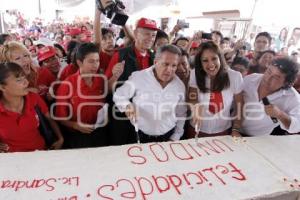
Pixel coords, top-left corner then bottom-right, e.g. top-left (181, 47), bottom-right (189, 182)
top-left (105, 47), bottom-right (150, 79)
top-left (55, 71), bottom-right (105, 125)
top-left (59, 63), bottom-right (78, 81)
top-left (0, 92), bottom-right (47, 152)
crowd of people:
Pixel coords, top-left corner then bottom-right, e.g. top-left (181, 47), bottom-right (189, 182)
top-left (0, 6), bottom-right (300, 153)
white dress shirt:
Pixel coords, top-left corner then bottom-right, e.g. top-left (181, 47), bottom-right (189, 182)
top-left (241, 73), bottom-right (300, 136)
top-left (113, 66), bottom-right (187, 141)
top-left (189, 68), bottom-right (243, 133)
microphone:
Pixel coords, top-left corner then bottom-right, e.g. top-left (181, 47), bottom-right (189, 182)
top-left (262, 97), bottom-right (278, 123)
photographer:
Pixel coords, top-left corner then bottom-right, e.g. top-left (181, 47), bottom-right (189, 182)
top-left (233, 32), bottom-right (272, 65)
top-left (95, 0), bottom-right (128, 26)
top-left (94, 5), bottom-right (134, 73)
top-left (169, 20), bottom-right (189, 43)
top-left (223, 39), bottom-right (248, 65)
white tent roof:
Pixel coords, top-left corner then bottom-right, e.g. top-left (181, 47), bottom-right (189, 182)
top-left (1, 0), bottom-right (299, 28)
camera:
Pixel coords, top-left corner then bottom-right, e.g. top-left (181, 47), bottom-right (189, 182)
top-left (96, 0), bottom-right (129, 26)
top-left (241, 45), bottom-right (247, 50)
top-left (177, 20), bottom-right (189, 29)
top-left (202, 32), bottom-right (212, 40)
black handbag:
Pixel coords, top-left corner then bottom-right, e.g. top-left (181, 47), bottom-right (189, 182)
top-left (34, 105), bottom-right (56, 148)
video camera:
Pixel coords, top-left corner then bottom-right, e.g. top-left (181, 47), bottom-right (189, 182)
top-left (177, 19), bottom-right (189, 29)
top-left (202, 32), bottom-right (212, 40)
top-left (96, 0), bottom-right (129, 26)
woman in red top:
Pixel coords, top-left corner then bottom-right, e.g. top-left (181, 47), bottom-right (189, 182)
top-left (0, 62), bottom-right (63, 153)
top-left (0, 41), bottom-right (39, 92)
top-left (55, 43), bottom-right (108, 148)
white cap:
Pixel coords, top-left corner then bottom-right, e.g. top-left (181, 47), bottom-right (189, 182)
top-left (34, 37), bottom-right (54, 47)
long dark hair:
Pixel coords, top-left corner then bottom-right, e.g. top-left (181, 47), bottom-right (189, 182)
top-left (66, 40), bottom-right (81, 64)
top-left (54, 43), bottom-right (67, 58)
top-left (194, 41), bottom-right (229, 93)
top-left (23, 37), bottom-right (34, 47)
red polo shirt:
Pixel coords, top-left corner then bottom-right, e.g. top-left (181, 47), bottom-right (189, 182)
top-left (105, 47), bottom-right (150, 79)
top-left (99, 51), bottom-right (113, 74)
top-left (37, 67), bottom-right (57, 96)
top-left (55, 71), bottom-right (105, 125)
top-left (37, 67), bottom-right (57, 87)
top-left (59, 63), bottom-right (78, 81)
top-left (0, 92), bottom-right (47, 152)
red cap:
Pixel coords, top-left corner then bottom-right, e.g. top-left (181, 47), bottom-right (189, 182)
top-left (136, 18), bottom-right (158, 30)
top-left (68, 28), bottom-right (82, 36)
top-left (38, 46), bottom-right (56, 62)
top-left (191, 41), bottom-right (200, 49)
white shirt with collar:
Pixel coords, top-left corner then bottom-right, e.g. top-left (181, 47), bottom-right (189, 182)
top-left (241, 73), bottom-right (300, 136)
top-left (189, 68), bottom-right (243, 133)
top-left (113, 66), bottom-right (187, 141)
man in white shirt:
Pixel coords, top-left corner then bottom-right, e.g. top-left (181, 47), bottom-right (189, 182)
top-left (113, 45), bottom-right (187, 143)
top-left (241, 57), bottom-right (300, 136)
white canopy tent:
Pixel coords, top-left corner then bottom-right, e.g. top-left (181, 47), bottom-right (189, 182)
top-left (0, 0), bottom-right (299, 34)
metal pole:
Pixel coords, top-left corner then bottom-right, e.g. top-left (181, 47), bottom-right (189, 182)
top-left (242, 0), bottom-right (258, 39)
top-left (38, 0), bottom-right (42, 15)
top-left (250, 0), bottom-right (258, 19)
top-left (0, 11), bottom-right (5, 33)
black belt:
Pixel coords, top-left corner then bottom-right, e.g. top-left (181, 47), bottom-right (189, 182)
top-left (138, 127), bottom-right (175, 143)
